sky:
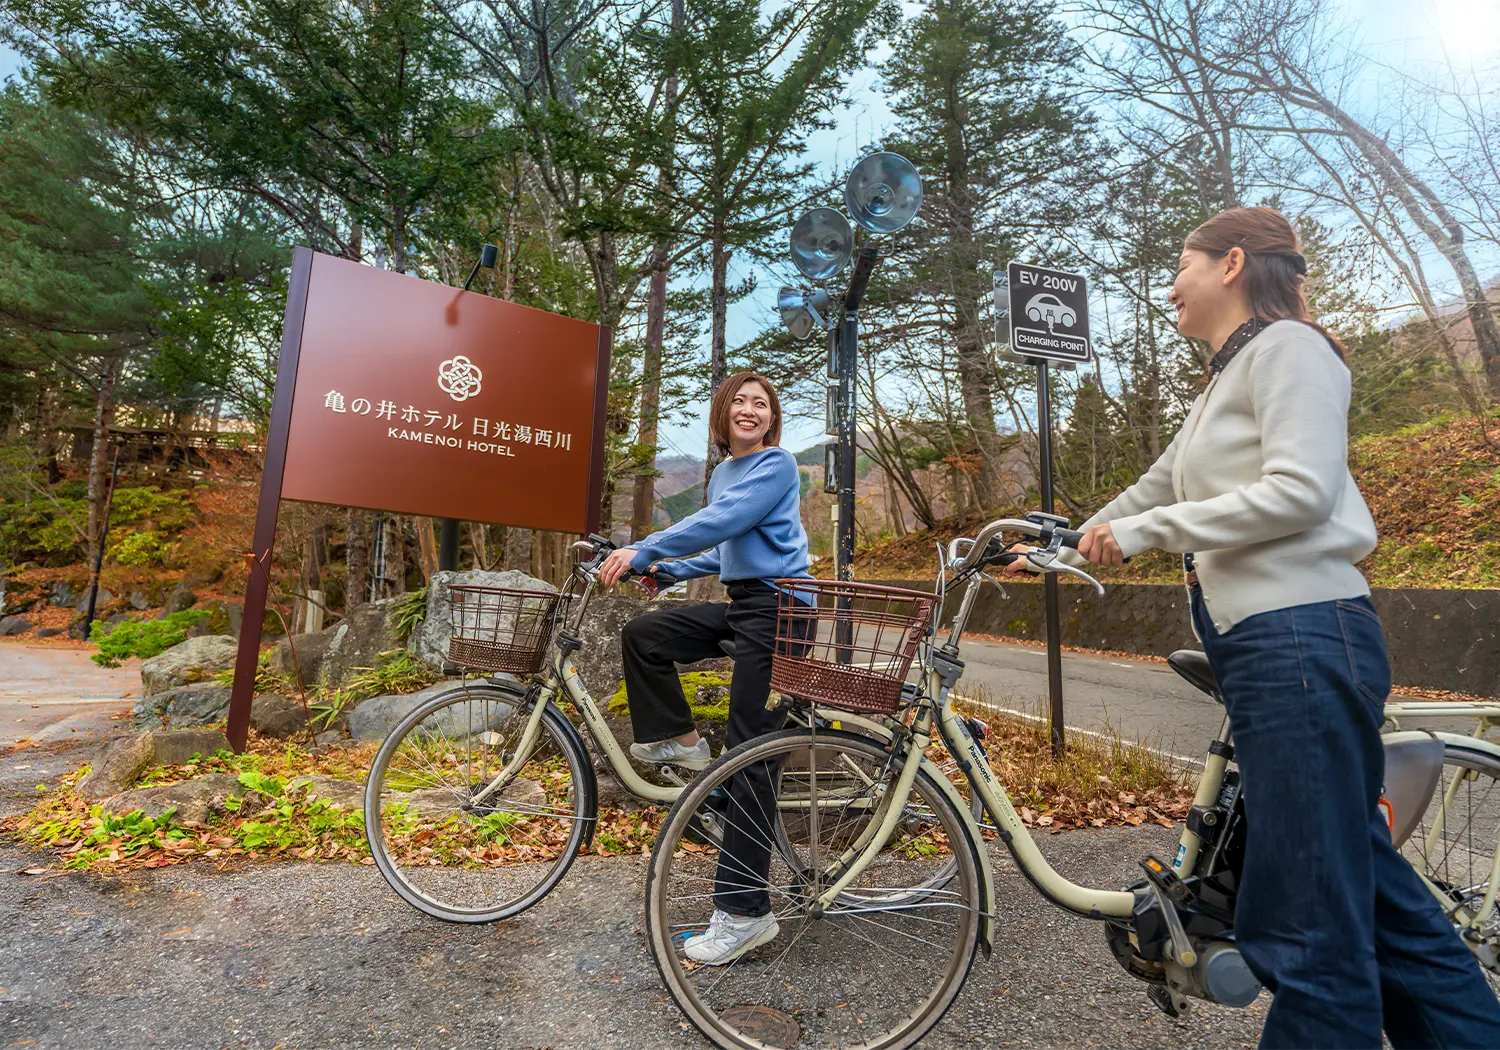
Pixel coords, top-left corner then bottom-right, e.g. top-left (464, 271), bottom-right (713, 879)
top-left (2, 0), bottom-right (1496, 459)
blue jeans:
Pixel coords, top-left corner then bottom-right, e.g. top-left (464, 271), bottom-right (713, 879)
top-left (1191, 589), bottom-right (1500, 1049)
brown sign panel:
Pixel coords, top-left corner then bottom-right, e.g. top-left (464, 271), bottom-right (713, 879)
top-left (280, 251), bottom-right (609, 534)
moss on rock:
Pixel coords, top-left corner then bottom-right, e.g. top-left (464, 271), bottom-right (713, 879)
top-left (609, 671), bottom-right (733, 724)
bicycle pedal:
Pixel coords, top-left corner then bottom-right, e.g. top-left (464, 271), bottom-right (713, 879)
top-left (1146, 983), bottom-right (1189, 1018)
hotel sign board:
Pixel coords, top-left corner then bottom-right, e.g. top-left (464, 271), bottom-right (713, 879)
top-left (227, 248), bottom-right (610, 749)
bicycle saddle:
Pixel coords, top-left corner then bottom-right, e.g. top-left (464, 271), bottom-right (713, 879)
top-left (718, 639), bottom-right (737, 660)
top-left (1167, 649), bottom-right (1222, 703)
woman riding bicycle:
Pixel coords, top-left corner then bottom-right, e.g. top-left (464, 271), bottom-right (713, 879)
top-left (1011, 206), bottom-right (1500, 1047)
top-left (597, 369), bottom-right (811, 966)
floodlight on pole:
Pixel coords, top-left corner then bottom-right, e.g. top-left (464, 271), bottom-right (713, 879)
top-left (845, 152), bottom-right (923, 234)
top-left (777, 286), bottom-right (835, 340)
top-left (789, 208), bottom-right (855, 280)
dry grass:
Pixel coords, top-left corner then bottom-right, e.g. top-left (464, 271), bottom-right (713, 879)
top-left (949, 686), bottom-right (1193, 832)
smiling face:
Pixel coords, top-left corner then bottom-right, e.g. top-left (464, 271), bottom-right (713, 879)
top-left (728, 381), bottom-right (774, 455)
top-left (1164, 247), bottom-right (1248, 342)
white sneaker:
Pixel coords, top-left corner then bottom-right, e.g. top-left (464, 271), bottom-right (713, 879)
top-left (629, 737), bottom-right (711, 770)
top-left (682, 909), bottom-right (780, 965)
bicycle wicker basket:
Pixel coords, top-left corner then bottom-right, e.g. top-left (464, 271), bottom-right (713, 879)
top-left (447, 585), bottom-right (567, 674)
top-left (770, 579), bottom-right (935, 717)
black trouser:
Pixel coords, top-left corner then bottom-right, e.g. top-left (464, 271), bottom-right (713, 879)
top-left (620, 579), bottom-right (785, 916)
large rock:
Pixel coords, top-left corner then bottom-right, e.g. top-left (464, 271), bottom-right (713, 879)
top-left (76, 730), bottom-right (231, 798)
top-left (151, 728), bottom-right (232, 766)
top-left (0, 616), bottom-right (32, 636)
top-left (408, 569), bottom-right (556, 671)
top-left (155, 587), bottom-right (198, 618)
top-left (77, 734), bottom-right (157, 798)
top-left (132, 682), bottom-right (234, 729)
top-left (270, 627), bottom-right (337, 688)
top-left (250, 693), bottom-right (308, 739)
top-left (49, 580), bottom-right (82, 607)
top-left (315, 598), bottom-right (403, 690)
top-left (103, 773), bottom-right (264, 824)
top-left (346, 679), bottom-right (520, 741)
top-left (140, 634), bottom-right (239, 696)
top-left (568, 595), bottom-right (732, 704)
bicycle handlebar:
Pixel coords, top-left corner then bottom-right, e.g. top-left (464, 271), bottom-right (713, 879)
top-left (946, 514), bottom-right (1103, 596)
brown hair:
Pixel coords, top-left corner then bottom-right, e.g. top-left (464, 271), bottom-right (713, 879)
top-left (709, 371), bottom-right (782, 456)
top-left (1184, 206), bottom-right (1345, 357)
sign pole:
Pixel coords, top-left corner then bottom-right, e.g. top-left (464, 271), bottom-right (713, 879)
top-left (226, 246), bottom-right (313, 752)
top-left (1034, 358), bottom-right (1066, 759)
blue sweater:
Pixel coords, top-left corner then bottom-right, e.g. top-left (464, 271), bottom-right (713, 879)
top-left (629, 447), bottom-right (811, 588)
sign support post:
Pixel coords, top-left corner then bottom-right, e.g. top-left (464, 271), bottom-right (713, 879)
top-left (227, 247), bottom-right (313, 752)
top-left (998, 260), bottom-right (1094, 759)
top-left (1035, 359), bottom-right (1066, 758)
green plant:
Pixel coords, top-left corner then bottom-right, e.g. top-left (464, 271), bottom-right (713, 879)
top-left (212, 648), bottom-right (294, 695)
top-left (390, 587), bottom-right (427, 642)
top-left (90, 609), bottom-right (212, 667)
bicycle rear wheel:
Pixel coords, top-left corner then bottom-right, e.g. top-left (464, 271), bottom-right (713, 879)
top-left (646, 728), bottom-right (981, 1050)
top-left (364, 680), bottom-right (592, 923)
top-left (1400, 741), bottom-right (1500, 992)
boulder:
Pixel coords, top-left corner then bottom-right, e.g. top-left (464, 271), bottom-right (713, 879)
top-left (128, 590), bottom-right (150, 611)
top-left (150, 728), bottom-right (232, 766)
top-left (132, 682), bottom-right (234, 729)
top-left (103, 773), bottom-right (264, 825)
top-left (250, 693), bottom-right (308, 739)
top-left (287, 775), bottom-right (364, 810)
top-left (156, 587), bottom-right (198, 618)
top-left (313, 729), bottom-right (346, 748)
top-left (188, 599), bottom-right (242, 638)
top-left (407, 569), bottom-right (557, 671)
top-left (270, 627), bottom-right (337, 689)
top-left (346, 679), bottom-right (519, 741)
top-left (0, 615), bottom-right (32, 637)
top-left (75, 587), bottom-right (115, 611)
top-left (77, 734), bottom-right (157, 798)
top-left (49, 580), bottom-right (82, 607)
top-left (315, 598), bottom-right (402, 690)
top-left (34, 627), bottom-right (63, 639)
top-left (140, 635), bottom-right (239, 696)
top-left (76, 729), bottom-right (231, 798)
top-left (568, 595), bottom-right (732, 704)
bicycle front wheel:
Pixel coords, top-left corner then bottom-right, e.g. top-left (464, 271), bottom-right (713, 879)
top-left (364, 680), bottom-right (592, 923)
top-left (646, 728), bottom-right (982, 1050)
top-left (1400, 740), bottom-right (1500, 992)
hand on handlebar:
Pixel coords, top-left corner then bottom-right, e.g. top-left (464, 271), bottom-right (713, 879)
top-left (598, 547), bottom-right (638, 587)
top-left (1003, 523), bottom-right (1124, 573)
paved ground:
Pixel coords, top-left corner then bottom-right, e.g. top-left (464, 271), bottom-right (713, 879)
top-left (956, 640), bottom-right (1492, 763)
top-left (0, 740), bottom-right (1266, 1050)
top-left (0, 640), bottom-right (139, 749)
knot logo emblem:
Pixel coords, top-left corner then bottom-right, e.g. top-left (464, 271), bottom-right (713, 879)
top-left (437, 355), bottom-right (483, 402)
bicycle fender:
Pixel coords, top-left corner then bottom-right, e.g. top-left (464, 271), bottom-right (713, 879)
top-left (1380, 730), bottom-right (1445, 848)
top-left (540, 705), bottom-right (600, 850)
top-left (808, 713), bottom-right (996, 956)
top-left (921, 752), bottom-right (997, 957)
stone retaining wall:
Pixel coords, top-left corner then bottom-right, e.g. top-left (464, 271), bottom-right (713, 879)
top-left (871, 579), bottom-right (1500, 698)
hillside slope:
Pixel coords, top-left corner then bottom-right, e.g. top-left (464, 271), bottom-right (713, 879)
top-left (843, 414), bottom-right (1500, 589)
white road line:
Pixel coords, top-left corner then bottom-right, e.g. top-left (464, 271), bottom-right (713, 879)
top-left (1110, 662), bottom-right (1134, 669)
top-left (961, 696), bottom-right (1207, 771)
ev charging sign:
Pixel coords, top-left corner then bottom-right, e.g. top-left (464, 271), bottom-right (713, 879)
top-left (1004, 261), bottom-right (1092, 365)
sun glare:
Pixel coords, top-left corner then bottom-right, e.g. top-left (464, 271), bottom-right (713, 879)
top-left (1434, 0), bottom-right (1500, 63)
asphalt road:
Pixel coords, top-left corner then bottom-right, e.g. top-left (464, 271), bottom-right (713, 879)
top-left (0, 641), bottom-right (139, 749)
top-left (0, 743), bottom-right (1267, 1050)
top-left (956, 639), bottom-right (1492, 764)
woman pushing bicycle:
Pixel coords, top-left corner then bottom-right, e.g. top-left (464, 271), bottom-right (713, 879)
top-left (597, 370), bottom-right (812, 966)
top-left (1010, 207), bottom-right (1500, 1047)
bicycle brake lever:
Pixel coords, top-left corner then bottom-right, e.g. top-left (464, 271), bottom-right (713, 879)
top-left (1025, 550), bottom-right (1106, 597)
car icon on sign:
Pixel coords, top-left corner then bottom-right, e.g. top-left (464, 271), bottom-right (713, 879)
top-left (1025, 293), bottom-right (1076, 331)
